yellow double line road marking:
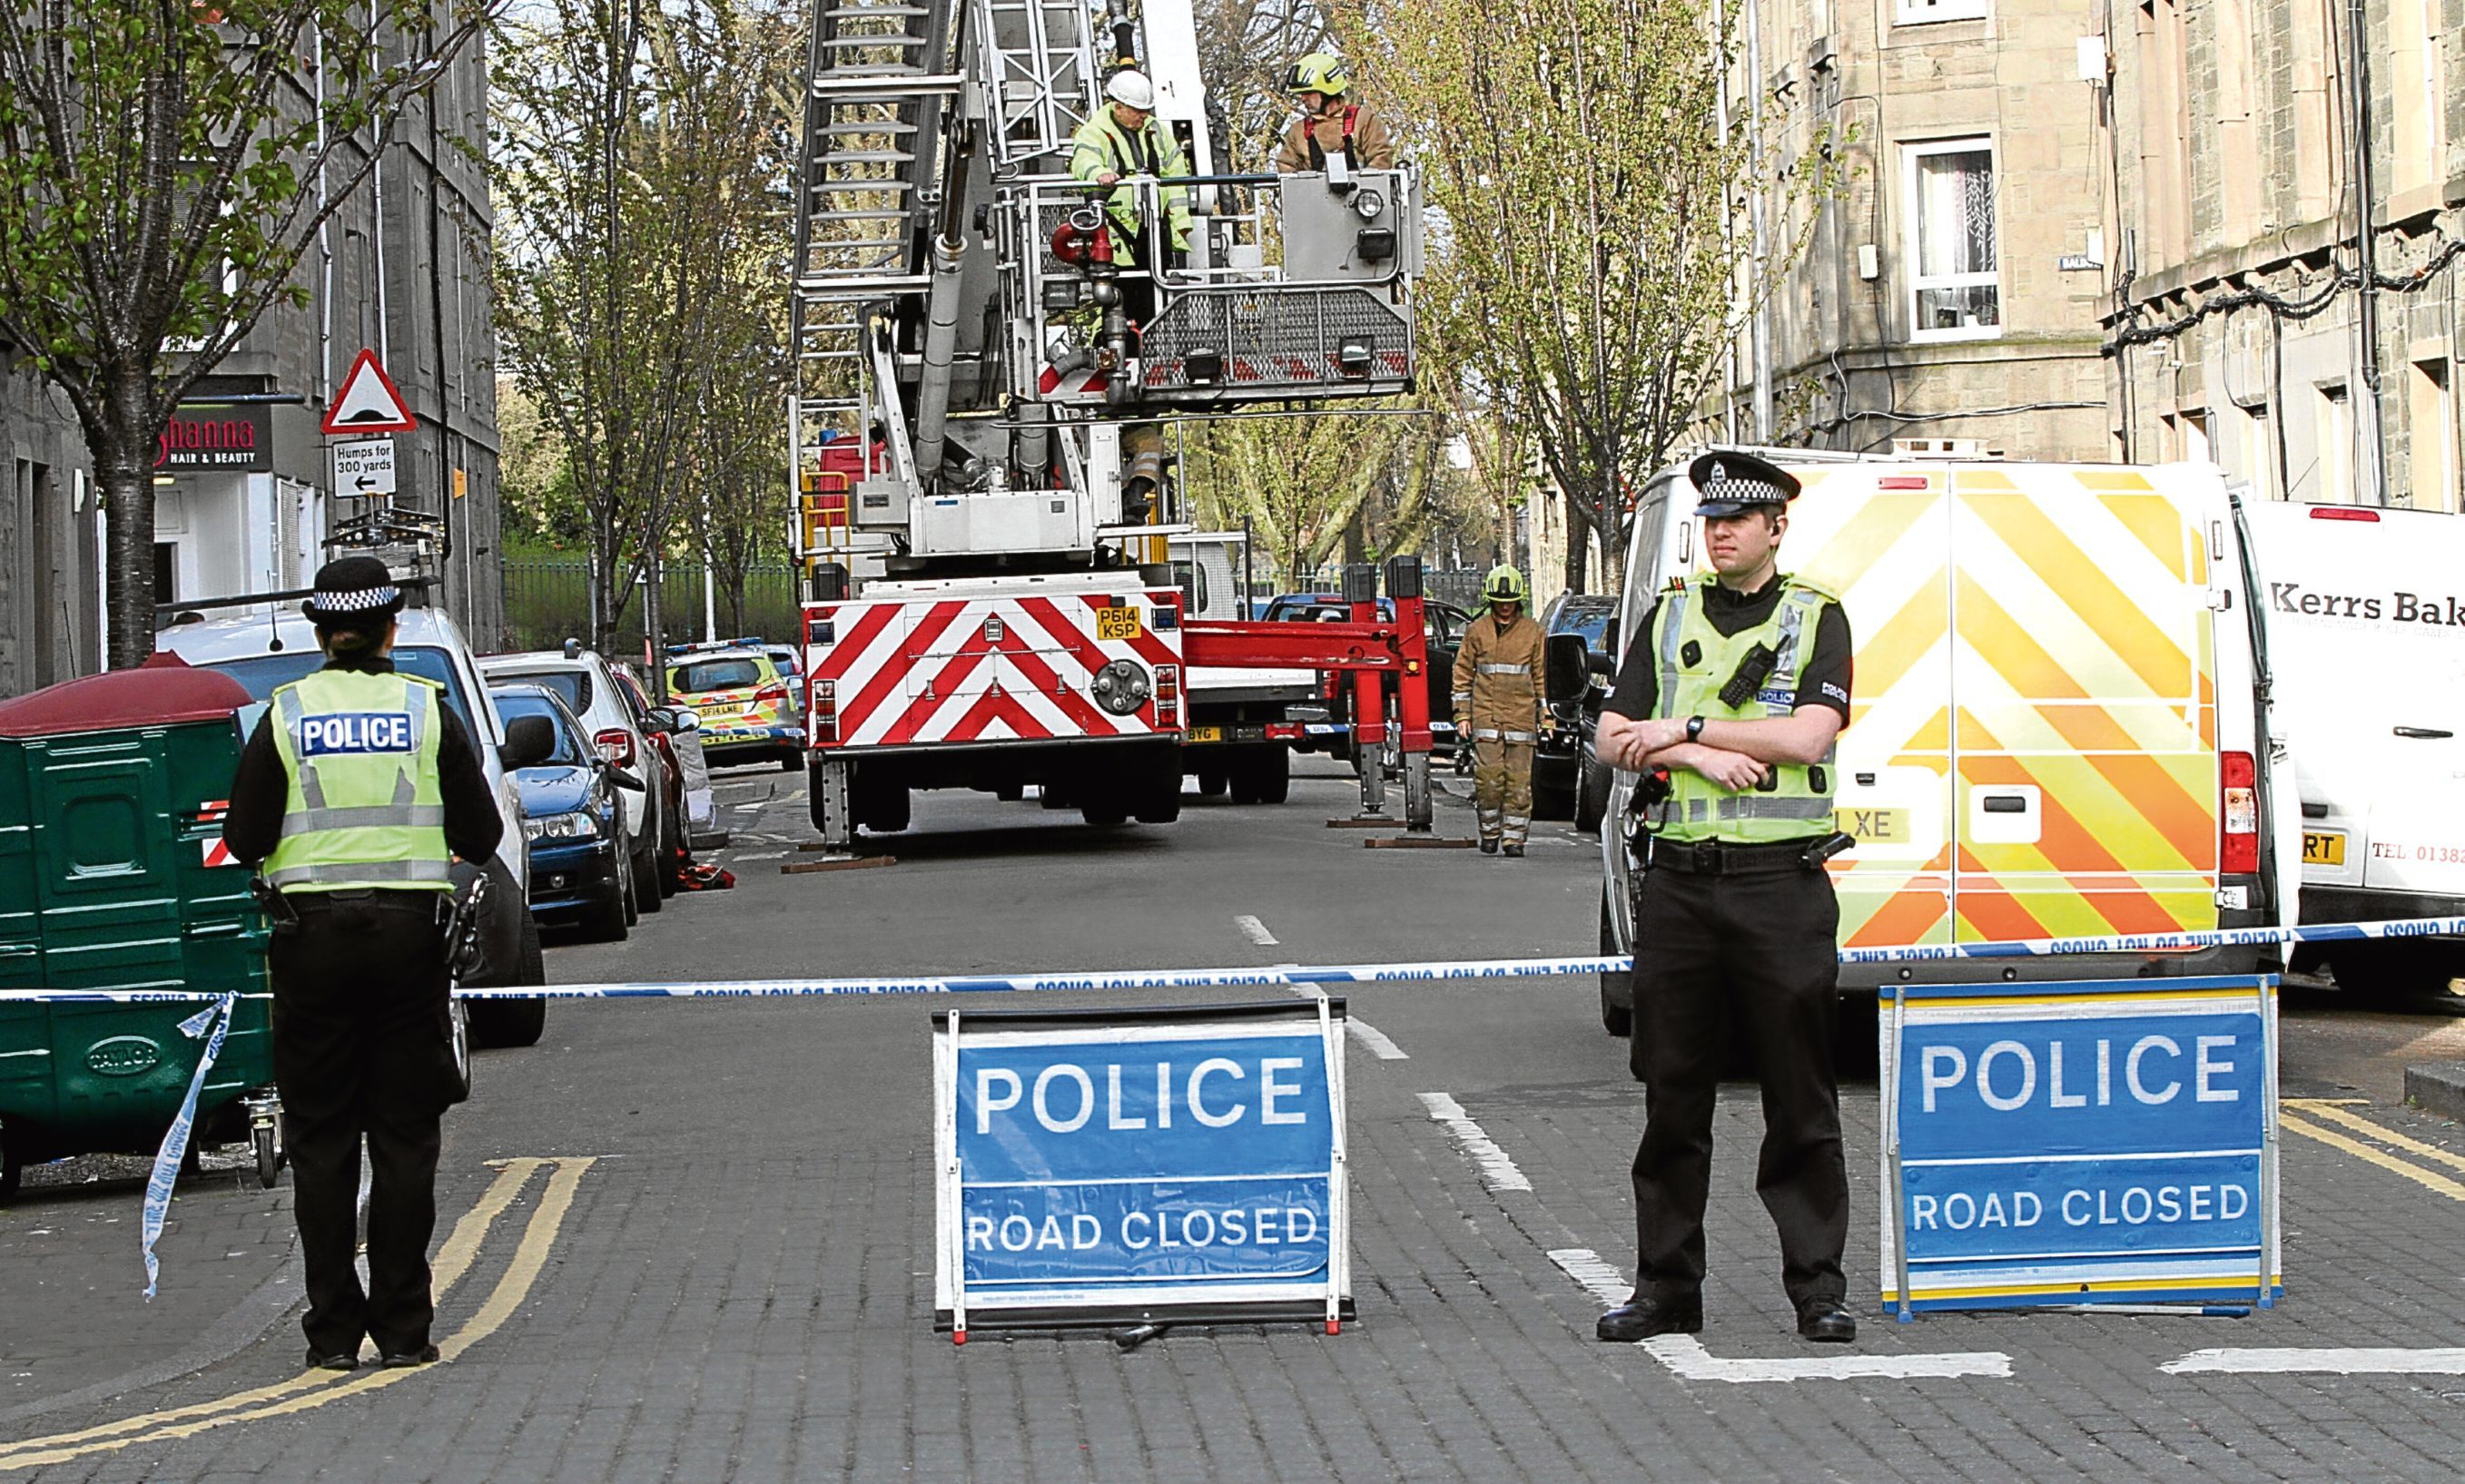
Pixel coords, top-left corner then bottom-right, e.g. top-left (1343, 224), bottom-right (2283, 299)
top-left (0, 1156), bottom-right (594, 1473)
top-left (2281, 1099), bottom-right (2465, 1202)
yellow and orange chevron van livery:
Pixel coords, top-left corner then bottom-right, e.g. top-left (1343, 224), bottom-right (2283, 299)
top-left (1600, 453), bottom-right (2292, 1002)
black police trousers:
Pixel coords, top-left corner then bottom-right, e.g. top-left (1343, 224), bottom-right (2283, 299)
top-left (1628, 858), bottom-right (1849, 1310)
top-left (268, 890), bottom-right (458, 1359)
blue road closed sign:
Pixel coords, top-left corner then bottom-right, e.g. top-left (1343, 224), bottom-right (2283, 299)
top-left (1879, 975), bottom-right (2282, 1317)
top-left (933, 999), bottom-right (1351, 1337)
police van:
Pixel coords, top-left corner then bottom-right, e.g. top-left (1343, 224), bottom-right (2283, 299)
top-left (2243, 499), bottom-right (2465, 998)
top-left (1592, 451), bottom-right (2301, 1035)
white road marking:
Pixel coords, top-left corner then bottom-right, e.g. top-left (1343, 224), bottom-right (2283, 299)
top-left (1345, 1020), bottom-right (1410, 1060)
top-left (1643, 1335), bottom-right (2014, 1383)
top-left (1277, 968), bottom-right (1409, 1060)
top-left (1548, 1247), bottom-right (1632, 1304)
top-left (2161, 1347), bottom-right (2465, 1376)
top-left (1235, 914), bottom-right (1279, 946)
top-left (1546, 1248), bottom-right (2012, 1383)
top-left (1417, 1092), bottom-right (1531, 1192)
top-left (733, 850), bottom-right (789, 861)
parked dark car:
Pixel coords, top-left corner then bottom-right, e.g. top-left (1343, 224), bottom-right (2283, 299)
top-left (491, 684), bottom-right (641, 942)
top-left (1533, 592), bottom-right (1620, 826)
top-left (1267, 594), bottom-right (1468, 767)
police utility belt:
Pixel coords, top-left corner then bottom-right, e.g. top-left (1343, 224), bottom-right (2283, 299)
top-left (1642, 833), bottom-right (1856, 876)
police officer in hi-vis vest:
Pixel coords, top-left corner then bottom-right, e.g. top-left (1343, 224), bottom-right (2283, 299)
top-left (222, 557), bottom-right (503, 1371)
top-left (1589, 451), bottom-right (1859, 1346)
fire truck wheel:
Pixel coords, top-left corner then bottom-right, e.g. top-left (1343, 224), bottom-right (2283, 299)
top-left (1196, 766), bottom-right (1228, 798)
top-left (1133, 763), bottom-right (1182, 824)
top-left (861, 781), bottom-right (911, 834)
top-left (996, 783), bottom-right (1025, 802)
top-left (1080, 800), bottom-right (1129, 827)
top-left (1228, 744), bottom-right (1289, 805)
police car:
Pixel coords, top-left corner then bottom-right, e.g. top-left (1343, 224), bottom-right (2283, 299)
top-left (156, 605), bottom-right (554, 1048)
top-left (666, 643), bottom-right (805, 771)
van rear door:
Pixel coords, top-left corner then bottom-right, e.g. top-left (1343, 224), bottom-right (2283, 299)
top-left (1784, 467), bottom-right (1956, 950)
top-left (2248, 503), bottom-right (2465, 900)
top-left (1947, 466), bottom-right (2221, 942)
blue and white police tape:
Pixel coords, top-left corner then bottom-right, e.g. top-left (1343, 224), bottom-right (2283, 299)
top-left (140, 992), bottom-right (236, 1300)
top-left (5, 913), bottom-right (2462, 1007)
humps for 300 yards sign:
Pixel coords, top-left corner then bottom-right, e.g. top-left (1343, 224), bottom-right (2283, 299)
top-left (1879, 975), bottom-right (2283, 1317)
top-left (933, 1000), bottom-right (1351, 1338)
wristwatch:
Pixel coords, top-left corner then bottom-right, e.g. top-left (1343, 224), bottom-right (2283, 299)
top-left (1684, 714), bottom-right (1707, 743)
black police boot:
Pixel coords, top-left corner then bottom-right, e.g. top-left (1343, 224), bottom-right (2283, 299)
top-left (1795, 1298), bottom-right (1857, 1343)
top-left (1502, 842), bottom-right (1524, 858)
top-left (304, 1347), bottom-right (360, 1372)
top-left (1595, 1291), bottom-right (1702, 1341)
top-left (380, 1341), bottom-right (441, 1368)
top-left (1478, 838), bottom-right (1499, 855)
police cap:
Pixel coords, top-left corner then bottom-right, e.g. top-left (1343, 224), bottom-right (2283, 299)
top-left (301, 555), bottom-right (406, 623)
top-left (1689, 450), bottom-right (1800, 517)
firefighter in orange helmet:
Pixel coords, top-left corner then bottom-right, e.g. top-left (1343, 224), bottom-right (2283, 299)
top-left (1453, 565), bottom-right (1547, 854)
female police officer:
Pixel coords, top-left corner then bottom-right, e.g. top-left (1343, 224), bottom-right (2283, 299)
top-left (1588, 452), bottom-right (1858, 1345)
top-left (222, 556), bottom-right (504, 1371)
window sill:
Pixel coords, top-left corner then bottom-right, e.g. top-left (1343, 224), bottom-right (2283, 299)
top-left (1907, 327), bottom-right (2007, 345)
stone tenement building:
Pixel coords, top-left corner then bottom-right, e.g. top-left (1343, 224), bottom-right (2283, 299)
top-left (1737, 0), bottom-right (2115, 461)
top-left (2105, 0), bottom-right (2464, 506)
top-left (0, 42), bottom-right (504, 698)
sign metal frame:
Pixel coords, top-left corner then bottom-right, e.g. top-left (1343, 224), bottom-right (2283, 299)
top-left (1879, 974), bottom-right (2282, 1320)
top-left (932, 998), bottom-right (1354, 1339)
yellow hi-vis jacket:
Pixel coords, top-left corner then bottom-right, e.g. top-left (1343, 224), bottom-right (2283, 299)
top-left (1068, 109), bottom-right (1193, 268)
top-left (1453, 609), bottom-right (1547, 743)
top-left (263, 669), bottom-right (452, 893)
top-left (1648, 574), bottom-right (1840, 843)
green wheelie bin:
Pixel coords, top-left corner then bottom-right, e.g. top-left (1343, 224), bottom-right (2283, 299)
top-left (0, 655), bottom-right (280, 1200)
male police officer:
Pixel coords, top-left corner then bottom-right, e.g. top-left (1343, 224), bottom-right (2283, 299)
top-left (1453, 565), bottom-right (1546, 855)
top-left (1589, 451), bottom-right (1858, 1344)
top-left (222, 557), bottom-right (503, 1371)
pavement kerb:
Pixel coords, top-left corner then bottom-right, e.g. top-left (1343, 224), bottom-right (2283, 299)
top-left (2403, 1061), bottom-right (2465, 1124)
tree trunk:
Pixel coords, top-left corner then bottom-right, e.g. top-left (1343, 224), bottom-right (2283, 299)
top-left (97, 388), bottom-right (160, 671)
top-left (1563, 485), bottom-right (1592, 595)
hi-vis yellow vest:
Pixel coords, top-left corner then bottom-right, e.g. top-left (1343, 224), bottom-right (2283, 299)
top-left (263, 669), bottom-right (451, 893)
top-left (1648, 574), bottom-right (1839, 843)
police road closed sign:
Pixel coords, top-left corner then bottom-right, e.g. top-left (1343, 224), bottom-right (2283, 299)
top-left (933, 1001), bottom-right (1351, 1336)
top-left (1878, 976), bottom-right (2281, 1316)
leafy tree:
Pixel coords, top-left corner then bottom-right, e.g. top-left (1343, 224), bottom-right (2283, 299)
top-left (491, 0), bottom-right (794, 660)
top-left (0, 0), bottom-right (493, 667)
top-left (1373, 0), bottom-right (1841, 593)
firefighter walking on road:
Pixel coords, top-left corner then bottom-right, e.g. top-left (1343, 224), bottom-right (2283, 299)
top-left (1454, 565), bottom-right (1547, 855)
top-left (222, 557), bottom-right (505, 1373)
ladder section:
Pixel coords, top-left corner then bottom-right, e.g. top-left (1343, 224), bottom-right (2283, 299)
top-left (971, 0), bottom-right (1096, 170)
top-left (794, 0), bottom-right (959, 308)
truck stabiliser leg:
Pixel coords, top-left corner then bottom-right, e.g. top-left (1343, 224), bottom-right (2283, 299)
top-left (815, 757), bottom-right (855, 850)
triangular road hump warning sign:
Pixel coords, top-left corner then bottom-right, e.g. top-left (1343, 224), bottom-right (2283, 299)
top-left (322, 349), bottom-right (418, 435)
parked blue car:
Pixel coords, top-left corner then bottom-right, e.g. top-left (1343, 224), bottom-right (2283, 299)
top-left (490, 684), bottom-right (641, 942)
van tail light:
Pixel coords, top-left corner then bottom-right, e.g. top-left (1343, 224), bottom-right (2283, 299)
top-left (2222, 751), bottom-right (2260, 874)
top-left (1155, 665), bottom-right (1181, 727)
top-left (813, 680), bottom-right (839, 744)
top-left (754, 682), bottom-right (790, 705)
top-left (594, 728), bottom-right (636, 769)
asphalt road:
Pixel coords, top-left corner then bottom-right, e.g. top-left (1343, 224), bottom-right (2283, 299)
top-left (5, 758), bottom-right (2465, 1482)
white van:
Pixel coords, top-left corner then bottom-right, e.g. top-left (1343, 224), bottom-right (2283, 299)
top-left (1592, 451), bottom-right (2301, 1034)
top-left (2243, 499), bottom-right (2465, 997)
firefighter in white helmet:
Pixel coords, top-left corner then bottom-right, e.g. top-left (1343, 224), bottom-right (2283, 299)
top-left (1070, 69), bottom-right (1193, 275)
top-left (1069, 68), bottom-right (1190, 516)
top-left (1453, 564), bottom-right (1546, 854)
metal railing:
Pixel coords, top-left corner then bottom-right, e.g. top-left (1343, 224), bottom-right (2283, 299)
top-left (498, 559), bottom-right (813, 658)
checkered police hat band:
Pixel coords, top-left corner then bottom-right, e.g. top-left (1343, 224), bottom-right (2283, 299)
top-left (311, 585), bottom-right (400, 614)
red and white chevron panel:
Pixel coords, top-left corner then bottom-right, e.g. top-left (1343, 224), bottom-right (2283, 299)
top-left (805, 589), bottom-right (1183, 750)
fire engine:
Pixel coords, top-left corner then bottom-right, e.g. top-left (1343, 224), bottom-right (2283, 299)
top-left (789, 0), bottom-right (1437, 845)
